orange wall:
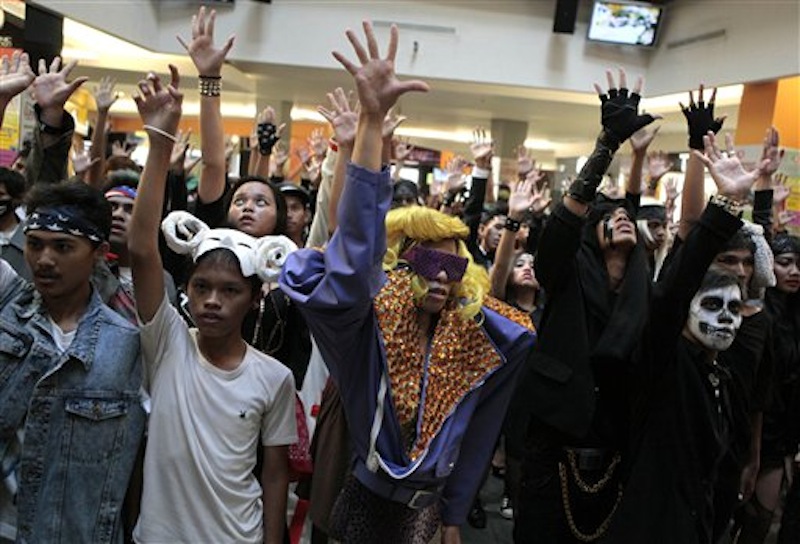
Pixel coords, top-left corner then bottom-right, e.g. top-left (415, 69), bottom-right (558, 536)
top-left (737, 76), bottom-right (800, 148)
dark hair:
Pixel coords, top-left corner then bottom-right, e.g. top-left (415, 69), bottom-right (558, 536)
top-left (720, 229), bottom-right (756, 256)
top-left (187, 248), bottom-right (262, 297)
top-left (0, 167), bottom-right (26, 200)
top-left (480, 206), bottom-right (507, 225)
top-left (105, 156), bottom-right (141, 175)
top-left (770, 232), bottom-right (800, 257)
top-left (228, 176), bottom-right (287, 235)
top-left (25, 181), bottom-right (112, 242)
top-left (698, 268), bottom-right (743, 296)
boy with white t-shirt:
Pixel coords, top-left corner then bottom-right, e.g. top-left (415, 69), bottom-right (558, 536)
top-left (127, 65), bottom-right (297, 544)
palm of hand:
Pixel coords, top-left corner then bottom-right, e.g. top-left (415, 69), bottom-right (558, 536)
top-left (140, 94), bottom-right (181, 134)
top-left (189, 37), bottom-right (223, 75)
top-left (333, 113), bottom-right (358, 146)
top-left (649, 158), bottom-right (670, 179)
top-left (0, 71), bottom-right (34, 100)
top-left (509, 191), bottom-right (533, 215)
top-left (354, 59), bottom-right (400, 114)
top-left (33, 74), bottom-right (71, 109)
top-left (629, 129), bottom-right (655, 152)
top-left (95, 89), bottom-right (117, 111)
top-left (710, 158), bottom-right (757, 198)
top-left (773, 184), bottom-right (790, 204)
top-left (471, 142), bottom-right (492, 161)
top-left (73, 151), bottom-right (93, 173)
top-left (518, 156), bottom-right (533, 175)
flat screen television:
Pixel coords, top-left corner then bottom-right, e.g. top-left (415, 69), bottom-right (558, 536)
top-left (587, 1), bottom-right (664, 47)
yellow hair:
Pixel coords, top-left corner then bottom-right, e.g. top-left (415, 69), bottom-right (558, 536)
top-left (383, 206), bottom-right (489, 321)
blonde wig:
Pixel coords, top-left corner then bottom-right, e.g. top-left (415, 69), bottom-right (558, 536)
top-left (384, 205), bottom-right (489, 321)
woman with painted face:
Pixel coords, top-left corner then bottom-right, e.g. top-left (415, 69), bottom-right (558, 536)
top-left (513, 69), bottom-right (658, 543)
top-left (602, 131), bottom-right (763, 544)
top-left (279, 23), bottom-right (535, 542)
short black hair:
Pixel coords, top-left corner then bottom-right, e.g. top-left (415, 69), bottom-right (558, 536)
top-left (720, 228), bottom-right (756, 256)
top-left (187, 248), bottom-right (262, 297)
top-left (25, 181), bottom-right (112, 243)
top-left (770, 232), bottom-right (800, 257)
top-left (698, 268), bottom-right (743, 296)
top-left (480, 206), bottom-right (507, 225)
top-left (228, 176), bottom-right (287, 235)
top-left (0, 167), bottom-right (26, 200)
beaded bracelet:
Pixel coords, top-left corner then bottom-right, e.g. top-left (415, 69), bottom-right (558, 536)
top-left (504, 217), bottom-right (521, 232)
top-left (142, 124), bottom-right (178, 143)
top-left (199, 75), bottom-right (221, 97)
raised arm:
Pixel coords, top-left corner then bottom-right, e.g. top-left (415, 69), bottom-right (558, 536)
top-left (318, 87), bottom-right (358, 233)
top-left (0, 51), bottom-right (34, 128)
top-left (470, 128), bottom-right (495, 205)
top-left (752, 126), bottom-right (783, 239)
top-left (252, 106), bottom-right (285, 179)
top-left (27, 57), bottom-right (87, 188)
top-left (627, 126), bottom-right (660, 196)
top-left (87, 76), bottom-right (118, 189)
top-left (677, 85), bottom-right (726, 240)
top-left (490, 171), bottom-right (548, 299)
top-left (128, 66), bottom-right (183, 323)
top-left (178, 6), bottom-right (234, 204)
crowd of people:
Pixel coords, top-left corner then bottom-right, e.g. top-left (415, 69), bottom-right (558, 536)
top-left (0, 7), bottom-right (797, 544)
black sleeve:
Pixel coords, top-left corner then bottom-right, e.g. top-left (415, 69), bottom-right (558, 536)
top-left (524, 214), bottom-right (546, 256)
top-left (533, 202), bottom-right (584, 294)
top-left (752, 189), bottom-right (774, 244)
top-left (193, 190), bottom-right (229, 229)
top-left (464, 176), bottom-right (487, 256)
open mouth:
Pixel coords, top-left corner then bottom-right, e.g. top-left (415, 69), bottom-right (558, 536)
top-left (699, 323), bottom-right (734, 338)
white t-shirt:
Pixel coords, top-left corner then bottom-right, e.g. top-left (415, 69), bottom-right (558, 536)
top-left (133, 295), bottom-right (297, 544)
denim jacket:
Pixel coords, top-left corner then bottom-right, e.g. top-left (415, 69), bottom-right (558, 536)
top-left (0, 275), bottom-right (145, 543)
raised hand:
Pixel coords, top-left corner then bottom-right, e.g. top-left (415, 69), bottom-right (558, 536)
top-left (169, 129), bottom-right (191, 173)
top-left (680, 84), bottom-right (725, 150)
top-left (318, 87), bottom-right (359, 148)
top-left (394, 137), bottom-right (414, 162)
top-left (308, 128), bottom-right (329, 159)
top-left (693, 131), bottom-right (767, 201)
top-left (332, 21), bottom-right (429, 116)
top-left (111, 140), bottom-right (134, 158)
top-left (134, 65), bottom-right (183, 142)
top-left (272, 142), bottom-right (289, 169)
top-left (759, 126), bottom-right (784, 178)
top-left (71, 149), bottom-right (99, 175)
top-left (647, 150), bottom-right (673, 182)
top-left (93, 76), bottom-right (118, 112)
top-left (177, 6), bottom-right (234, 77)
top-left (0, 51), bottom-right (34, 104)
top-left (470, 127), bottom-right (494, 170)
top-left (255, 106), bottom-right (285, 156)
top-left (772, 173), bottom-right (790, 206)
top-left (593, 68), bottom-right (659, 149)
top-left (32, 57), bottom-right (88, 112)
top-left (444, 156), bottom-right (468, 194)
top-left (629, 125), bottom-right (661, 155)
top-left (516, 145), bottom-right (534, 177)
top-left (382, 107), bottom-right (406, 139)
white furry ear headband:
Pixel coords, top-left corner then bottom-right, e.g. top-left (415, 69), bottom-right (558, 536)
top-left (161, 211), bottom-right (297, 283)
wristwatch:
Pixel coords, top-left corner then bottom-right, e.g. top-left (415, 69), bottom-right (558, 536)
top-left (34, 104), bottom-right (66, 135)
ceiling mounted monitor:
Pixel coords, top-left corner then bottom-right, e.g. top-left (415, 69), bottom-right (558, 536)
top-left (587, 1), bottom-right (664, 47)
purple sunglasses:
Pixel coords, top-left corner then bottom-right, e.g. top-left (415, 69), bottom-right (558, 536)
top-left (401, 245), bottom-right (468, 282)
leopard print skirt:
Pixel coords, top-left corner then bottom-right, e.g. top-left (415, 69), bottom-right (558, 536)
top-left (328, 475), bottom-right (441, 543)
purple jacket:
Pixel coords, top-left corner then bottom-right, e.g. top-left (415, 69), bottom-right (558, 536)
top-left (279, 163), bottom-right (534, 525)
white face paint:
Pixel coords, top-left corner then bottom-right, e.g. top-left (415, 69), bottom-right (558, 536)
top-left (687, 284), bottom-right (743, 352)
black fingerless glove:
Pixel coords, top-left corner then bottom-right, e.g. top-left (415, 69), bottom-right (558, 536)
top-left (598, 88), bottom-right (657, 151)
top-left (682, 99), bottom-right (724, 150)
top-left (257, 122), bottom-right (280, 156)
top-left (567, 137), bottom-right (616, 204)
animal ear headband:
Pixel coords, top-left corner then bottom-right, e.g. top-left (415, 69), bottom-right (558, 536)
top-left (161, 211), bottom-right (297, 283)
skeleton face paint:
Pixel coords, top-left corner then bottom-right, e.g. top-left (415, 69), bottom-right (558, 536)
top-left (687, 284), bottom-right (743, 352)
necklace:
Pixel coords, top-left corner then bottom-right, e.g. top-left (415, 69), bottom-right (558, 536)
top-left (558, 460), bottom-right (624, 542)
top-left (566, 450), bottom-right (621, 494)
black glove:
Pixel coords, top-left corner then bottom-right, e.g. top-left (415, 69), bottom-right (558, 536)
top-left (257, 122), bottom-right (280, 156)
top-left (597, 87), bottom-right (657, 151)
top-left (682, 98), bottom-right (724, 150)
top-left (567, 137), bottom-right (616, 204)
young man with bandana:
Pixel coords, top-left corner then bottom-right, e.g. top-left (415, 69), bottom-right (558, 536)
top-left (0, 180), bottom-right (145, 543)
top-left (603, 131), bottom-right (767, 544)
top-left (279, 23), bottom-right (535, 542)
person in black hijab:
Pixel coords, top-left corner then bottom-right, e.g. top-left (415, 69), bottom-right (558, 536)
top-left (513, 69), bottom-right (657, 543)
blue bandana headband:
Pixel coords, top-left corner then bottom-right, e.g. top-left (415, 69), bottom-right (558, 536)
top-left (23, 206), bottom-right (105, 244)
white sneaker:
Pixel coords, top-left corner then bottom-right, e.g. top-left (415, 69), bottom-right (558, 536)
top-left (499, 496), bottom-right (513, 520)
